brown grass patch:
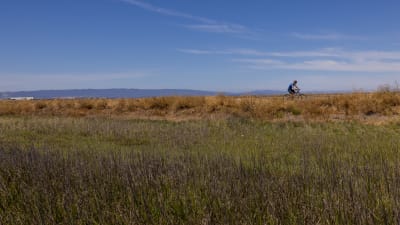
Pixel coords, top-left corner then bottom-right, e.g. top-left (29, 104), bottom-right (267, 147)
top-left (1, 91), bottom-right (400, 123)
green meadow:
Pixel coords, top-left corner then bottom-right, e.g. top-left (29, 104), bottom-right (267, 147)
top-left (1, 116), bottom-right (400, 224)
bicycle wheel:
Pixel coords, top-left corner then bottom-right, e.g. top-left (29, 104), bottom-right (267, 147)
top-left (298, 93), bottom-right (306, 99)
top-left (283, 94), bottom-right (292, 100)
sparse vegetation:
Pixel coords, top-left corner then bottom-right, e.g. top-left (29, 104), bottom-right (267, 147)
top-left (1, 90), bottom-right (400, 224)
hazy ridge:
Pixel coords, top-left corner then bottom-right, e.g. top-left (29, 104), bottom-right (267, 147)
top-left (0, 88), bottom-right (286, 99)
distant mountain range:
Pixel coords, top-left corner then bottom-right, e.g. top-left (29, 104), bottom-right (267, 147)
top-left (0, 89), bottom-right (286, 99)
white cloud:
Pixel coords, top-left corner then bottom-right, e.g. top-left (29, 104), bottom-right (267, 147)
top-left (180, 47), bottom-right (400, 72)
top-left (287, 60), bottom-right (400, 72)
top-left (267, 49), bottom-right (341, 58)
top-left (119, 0), bottom-right (253, 36)
top-left (298, 74), bottom-right (400, 91)
top-left (291, 32), bottom-right (366, 41)
top-left (184, 24), bottom-right (248, 34)
top-left (346, 51), bottom-right (400, 61)
top-left (234, 58), bottom-right (285, 65)
top-left (119, 0), bottom-right (214, 24)
top-left (177, 49), bottom-right (230, 55)
top-left (236, 57), bottom-right (400, 72)
top-left (179, 48), bottom-right (342, 57)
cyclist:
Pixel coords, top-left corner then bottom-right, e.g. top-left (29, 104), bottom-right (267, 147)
top-left (288, 80), bottom-right (300, 95)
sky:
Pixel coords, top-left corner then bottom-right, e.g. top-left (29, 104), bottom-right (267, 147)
top-left (1, 0), bottom-right (400, 92)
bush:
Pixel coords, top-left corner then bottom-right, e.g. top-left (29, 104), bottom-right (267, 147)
top-left (35, 102), bottom-right (47, 110)
top-left (78, 100), bottom-right (94, 110)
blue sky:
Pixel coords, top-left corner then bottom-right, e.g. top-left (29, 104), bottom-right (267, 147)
top-left (1, 0), bottom-right (400, 92)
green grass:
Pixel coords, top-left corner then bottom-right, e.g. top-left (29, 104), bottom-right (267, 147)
top-left (1, 116), bottom-right (400, 224)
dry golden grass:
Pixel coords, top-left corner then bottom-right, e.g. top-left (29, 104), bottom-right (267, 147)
top-left (1, 91), bottom-right (399, 124)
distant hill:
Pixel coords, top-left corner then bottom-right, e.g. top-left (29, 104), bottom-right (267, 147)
top-left (241, 90), bottom-right (286, 96)
top-left (0, 89), bottom-right (284, 99)
top-left (0, 89), bottom-right (219, 99)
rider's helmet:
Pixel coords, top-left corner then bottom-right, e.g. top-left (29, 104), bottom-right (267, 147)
top-left (293, 80), bottom-right (297, 84)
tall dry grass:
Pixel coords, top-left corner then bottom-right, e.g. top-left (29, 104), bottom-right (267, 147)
top-left (1, 90), bottom-right (399, 122)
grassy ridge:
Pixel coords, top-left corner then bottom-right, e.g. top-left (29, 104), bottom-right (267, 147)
top-left (1, 117), bottom-right (400, 224)
top-left (0, 90), bottom-right (399, 123)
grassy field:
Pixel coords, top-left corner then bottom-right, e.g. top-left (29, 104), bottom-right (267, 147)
top-left (0, 90), bottom-right (399, 123)
top-left (1, 92), bottom-right (400, 224)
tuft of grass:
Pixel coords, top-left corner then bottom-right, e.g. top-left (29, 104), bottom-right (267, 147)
top-left (78, 100), bottom-right (95, 110)
top-left (172, 96), bottom-right (205, 111)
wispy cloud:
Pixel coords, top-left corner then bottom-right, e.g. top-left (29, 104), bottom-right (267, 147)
top-left (178, 48), bottom-right (272, 56)
top-left (180, 47), bottom-right (400, 72)
top-left (295, 74), bottom-right (400, 91)
top-left (119, 0), bottom-right (253, 35)
top-left (291, 32), bottom-right (367, 41)
top-left (179, 48), bottom-right (341, 57)
top-left (177, 49), bottom-right (230, 55)
top-left (235, 50), bottom-right (400, 72)
top-left (258, 60), bottom-right (400, 72)
top-left (183, 24), bottom-right (248, 34)
top-left (119, 0), bottom-right (214, 24)
top-left (178, 48), bottom-right (267, 55)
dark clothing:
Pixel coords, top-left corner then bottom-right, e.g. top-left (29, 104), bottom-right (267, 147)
top-left (288, 83), bottom-right (297, 94)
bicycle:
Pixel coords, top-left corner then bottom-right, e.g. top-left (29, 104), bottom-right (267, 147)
top-left (283, 90), bottom-right (306, 100)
